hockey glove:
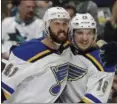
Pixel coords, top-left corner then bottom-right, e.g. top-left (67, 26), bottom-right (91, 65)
top-left (100, 42), bottom-right (117, 67)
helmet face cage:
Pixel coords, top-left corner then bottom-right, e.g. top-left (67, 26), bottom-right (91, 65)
top-left (70, 13), bottom-right (97, 48)
top-left (43, 7), bottom-right (71, 37)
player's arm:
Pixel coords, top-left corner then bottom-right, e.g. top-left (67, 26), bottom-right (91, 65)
top-left (1, 50), bottom-right (46, 102)
top-left (81, 65), bottom-right (115, 103)
top-left (1, 52), bottom-right (30, 102)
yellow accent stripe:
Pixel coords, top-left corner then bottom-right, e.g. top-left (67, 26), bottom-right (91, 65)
top-left (27, 50), bottom-right (51, 62)
top-left (27, 41), bottom-right (69, 62)
top-left (2, 89), bottom-right (11, 99)
top-left (86, 53), bottom-right (104, 72)
top-left (63, 41), bottom-right (70, 47)
top-left (82, 97), bottom-right (92, 104)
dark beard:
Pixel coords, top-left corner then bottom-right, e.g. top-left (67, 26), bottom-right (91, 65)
top-left (49, 27), bottom-right (68, 44)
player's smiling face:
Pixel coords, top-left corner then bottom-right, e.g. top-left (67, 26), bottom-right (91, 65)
top-left (74, 29), bottom-right (95, 51)
top-left (49, 19), bottom-right (69, 44)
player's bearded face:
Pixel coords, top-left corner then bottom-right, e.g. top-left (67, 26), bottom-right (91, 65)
top-left (49, 28), bottom-right (68, 44)
top-left (49, 19), bottom-right (69, 44)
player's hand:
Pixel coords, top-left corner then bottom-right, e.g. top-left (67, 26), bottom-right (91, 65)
top-left (100, 42), bottom-right (117, 67)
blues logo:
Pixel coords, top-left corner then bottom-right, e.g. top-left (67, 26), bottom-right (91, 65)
top-left (50, 63), bottom-right (68, 96)
top-left (68, 63), bottom-right (87, 81)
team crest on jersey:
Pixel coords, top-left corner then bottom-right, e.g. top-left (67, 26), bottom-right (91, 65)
top-left (50, 63), bottom-right (68, 96)
top-left (68, 63), bottom-right (87, 81)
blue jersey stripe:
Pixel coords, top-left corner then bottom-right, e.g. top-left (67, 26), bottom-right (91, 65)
top-left (1, 81), bottom-right (14, 94)
top-left (12, 39), bottom-right (49, 61)
top-left (85, 93), bottom-right (102, 103)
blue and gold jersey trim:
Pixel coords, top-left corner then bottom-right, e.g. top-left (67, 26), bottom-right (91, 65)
top-left (84, 49), bottom-right (116, 72)
top-left (27, 41), bottom-right (70, 63)
top-left (1, 81), bottom-right (15, 101)
top-left (63, 41), bottom-right (70, 48)
top-left (85, 53), bottom-right (104, 72)
top-left (12, 39), bottom-right (52, 62)
top-left (82, 93), bottom-right (102, 103)
top-left (12, 39), bottom-right (70, 63)
top-left (82, 97), bottom-right (92, 104)
top-left (27, 49), bottom-right (52, 62)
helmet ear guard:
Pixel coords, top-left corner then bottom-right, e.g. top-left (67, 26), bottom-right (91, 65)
top-left (44, 20), bottom-right (51, 37)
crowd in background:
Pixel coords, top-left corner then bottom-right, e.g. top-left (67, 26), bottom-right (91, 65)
top-left (1, 0), bottom-right (117, 103)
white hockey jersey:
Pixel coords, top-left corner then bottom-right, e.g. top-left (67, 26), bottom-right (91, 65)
top-left (61, 46), bottom-right (116, 103)
top-left (2, 38), bottom-right (70, 103)
top-left (2, 16), bottom-right (44, 53)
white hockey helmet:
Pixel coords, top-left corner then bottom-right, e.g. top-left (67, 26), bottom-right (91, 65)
top-left (43, 7), bottom-right (70, 36)
top-left (70, 13), bottom-right (97, 48)
top-left (71, 13), bottom-right (96, 30)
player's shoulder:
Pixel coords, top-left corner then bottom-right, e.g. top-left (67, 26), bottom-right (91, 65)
top-left (84, 48), bottom-right (115, 72)
top-left (2, 17), bottom-right (15, 24)
top-left (11, 38), bottom-right (51, 62)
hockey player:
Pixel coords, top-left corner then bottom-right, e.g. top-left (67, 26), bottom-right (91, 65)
top-left (60, 13), bottom-right (117, 103)
top-left (2, 7), bottom-right (71, 103)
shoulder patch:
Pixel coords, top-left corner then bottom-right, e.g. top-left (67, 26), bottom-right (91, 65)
top-left (12, 39), bottom-right (52, 62)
